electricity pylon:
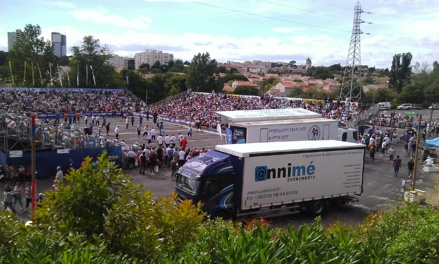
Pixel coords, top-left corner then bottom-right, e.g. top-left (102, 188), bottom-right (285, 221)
top-left (339, 1), bottom-right (370, 104)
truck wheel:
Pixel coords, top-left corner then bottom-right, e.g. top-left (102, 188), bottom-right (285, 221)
top-left (211, 210), bottom-right (232, 221)
top-left (308, 200), bottom-right (326, 216)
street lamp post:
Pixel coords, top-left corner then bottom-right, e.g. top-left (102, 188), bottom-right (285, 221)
top-left (428, 103), bottom-right (434, 138)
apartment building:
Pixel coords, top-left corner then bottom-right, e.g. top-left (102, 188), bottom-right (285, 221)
top-left (7, 29), bottom-right (22, 50)
top-left (52, 32), bottom-right (67, 57)
top-left (107, 55), bottom-right (130, 69)
top-left (134, 49), bottom-right (174, 70)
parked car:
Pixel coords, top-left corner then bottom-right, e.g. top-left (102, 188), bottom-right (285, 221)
top-left (378, 102), bottom-right (391, 110)
top-left (428, 104), bottom-right (439, 110)
top-left (397, 103), bottom-right (412, 110)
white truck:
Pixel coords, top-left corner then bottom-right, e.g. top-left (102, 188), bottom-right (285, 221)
top-left (175, 140), bottom-right (366, 220)
top-left (226, 118), bottom-right (339, 143)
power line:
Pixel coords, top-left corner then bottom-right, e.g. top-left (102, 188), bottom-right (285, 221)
top-left (192, 1), bottom-right (350, 33)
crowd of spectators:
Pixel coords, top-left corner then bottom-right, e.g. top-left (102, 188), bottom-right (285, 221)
top-left (148, 92), bottom-right (363, 129)
top-left (0, 88), bottom-right (142, 114)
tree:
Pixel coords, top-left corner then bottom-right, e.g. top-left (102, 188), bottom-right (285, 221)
top-left (328, 63), bottom-right (342, 72)
top-left (168, 59), bottom-right (185, 73)
top-left (8, 24), bottom-right (55, 87)
top-left (310, 67), bottom-right (334, 80)
top-left (234, 85), bottom-right (259, 95)
top-left (186, 52), bottom-right (218, 92)
top-left (289, 60), bottom-right (296, 67)
top-left (261, 77), bottom-right (280, 93)
top-left (127, 59), bottom-right (135, 70)
top-left (30, 151), bottom-right (204, 260)
top-left (151, 60), bottom-right (161, 70)
top-left (138, 63), bottom-right (150, 74)
top-left (398, 83), bottom-right (424, 104)
top-left (389, 52), bottom-right (412, 93)
top-left (70, 35), bottom-right (113, 87)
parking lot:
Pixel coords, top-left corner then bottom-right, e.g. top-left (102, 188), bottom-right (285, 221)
top-left (3, 113), bottom-right (439, 227)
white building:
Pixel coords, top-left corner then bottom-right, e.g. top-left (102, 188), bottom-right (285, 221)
top-left (7, 29), bottom-right (22, 51)
top-left (306, 57), bottom-right (312, 69)
top-left (51, 32), bottom-right (67, 57)
top-left (107, 55), bottom-right (130, 69)
top-left (134, 49), bottom-right (174, 70)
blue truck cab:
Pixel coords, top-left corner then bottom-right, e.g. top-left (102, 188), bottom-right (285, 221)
top-left (175, 150), bottom-right (242, 219)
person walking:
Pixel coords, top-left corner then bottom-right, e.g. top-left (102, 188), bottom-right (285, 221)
top-left (55, 166), bottom-right (64, 184)
top-left (187, 126), bottom-right (192, 138)
top-left (139, 152), bottom-right (147, 175)
top-left (407, 159), bottom-right (414, 178)
top-left (136, 124), bottom-right (141, 139)
top-left (24, 182), bottom-right (32, 212)
top-left (171, 157), bottom-right (178, 181)
top-left (105, 122), bottom-right (110, 136)
top-left (13, 182), bottom-right (24, 212)
top-left (388, 146), bottom-right (395, 162)
top-left (368, 142), bottom-right (376, 161)
top-left (115, 125), bottom-right (120, 139)
top-left (148, 150), bottom-right (158, 175)
top-left (392, 155), bottom-right (402, 177)
top-left (3, 183), bottom-right (16, 213)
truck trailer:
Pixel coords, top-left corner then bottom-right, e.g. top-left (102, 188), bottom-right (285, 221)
top-left (175, 140), bottom-right (365, 220)
top-left (226, 118), bottom-right (339, 144)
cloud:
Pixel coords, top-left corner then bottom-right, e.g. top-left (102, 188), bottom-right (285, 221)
top-left (70, 9), bottom-right (152, 30)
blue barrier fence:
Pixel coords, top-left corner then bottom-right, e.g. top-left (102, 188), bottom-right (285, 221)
top-left (0, 146), bottom-right (122, 179)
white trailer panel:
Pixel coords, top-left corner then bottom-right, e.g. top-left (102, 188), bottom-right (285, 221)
top-left (217, 108), bottom-right (321, 123)
top-left (231, 118), bottom-right (338, 143)
top-left (215, 140), bottom-right (365, 210)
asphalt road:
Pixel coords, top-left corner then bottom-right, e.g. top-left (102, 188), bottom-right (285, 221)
top-left (3, 112), bottom-right (439, 227)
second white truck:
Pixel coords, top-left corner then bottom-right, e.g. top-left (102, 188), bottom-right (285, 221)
top-left (175, 140), bottom-right (366, 220)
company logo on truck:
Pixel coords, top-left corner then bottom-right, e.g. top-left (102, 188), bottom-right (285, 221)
top-left (255, 161), bottom-right (316, 182)
top-left (308, 125), bottom-right (320, 140)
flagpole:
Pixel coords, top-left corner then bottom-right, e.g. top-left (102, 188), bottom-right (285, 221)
top-left (58, 65), bottom-right (63, 87)
top-left (76, 63), bottom-right (79, 87)
top-left (37, 63), bottom-right (43, 86)
top-left (23, 61), bottom-right (27, 86)
top-left (31, 114), bottom-right (37, 217)
top-left (31, 62), bottom-right (35, 87)
top-left (49, 63), bottom-right (53, 86)
top-left (66, 70), bottom-right (70, 87)
top-left (90, 65), bottom-right (96, 86)
top-left (9, 61), bottom-right (14, 86)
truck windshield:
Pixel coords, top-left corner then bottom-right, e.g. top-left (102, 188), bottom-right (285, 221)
top-left (176, 174), bottom-right (201, 195)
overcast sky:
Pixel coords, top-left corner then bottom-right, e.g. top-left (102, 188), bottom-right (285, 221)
top-left (1, 0), bottom-right (438, 69)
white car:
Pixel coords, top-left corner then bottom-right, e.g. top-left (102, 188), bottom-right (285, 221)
top-left (397, 103), bottom-right (412, 110)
